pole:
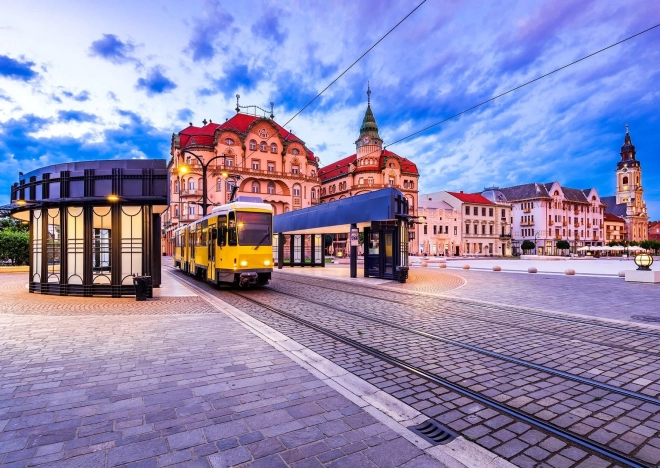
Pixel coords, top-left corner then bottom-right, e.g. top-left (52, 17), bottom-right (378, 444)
top-left (201, 164), bottom-right (208, 216)
top-left (350, 223), bottom-right (357, 278)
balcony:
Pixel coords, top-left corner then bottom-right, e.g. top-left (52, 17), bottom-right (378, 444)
top-left (520, 220), bottom-right (535, 226)
top-left (587, 222), bottom-right (592, 228)
top-left (548, 220), bottom-right (554, 226)
top-left (562, 221), bottom-right (567, 226)
top-left (523, 207), bottom-right (531, 213)
top-left (573, 222), bottom-right (580, 228)
top-left (180, 189), bottom-right (203, 198)
top-left (311, 198), bottom-right (320, 205)
top-left (180, 214), bottom-right (197, 223)
top-left (499, 234), bottom-right (512, 239)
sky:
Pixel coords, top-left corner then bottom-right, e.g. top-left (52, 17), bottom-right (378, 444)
top-left (1, 0), bottom-right (659, 216)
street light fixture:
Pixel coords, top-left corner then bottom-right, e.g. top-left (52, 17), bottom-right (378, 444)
top-left (179, 149), bottom-right (233, 217)
top-left (634, 253), bottom-right (654, 270)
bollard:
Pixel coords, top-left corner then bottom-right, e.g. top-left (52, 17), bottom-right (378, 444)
top-left (565, 269), bottom-right (575, 276)
top-left (528, 267), bottom-right (537, 274)
top-left (462, 265), bottom-right (470, 270)
top-left (439, 264), bottom-right (447, 268)
top-left (421, 262), bottom-right (428, 267)
top-left (618, 271), bottom-right (626, 278)
top-left (493, 266), bottom-right (501, 271)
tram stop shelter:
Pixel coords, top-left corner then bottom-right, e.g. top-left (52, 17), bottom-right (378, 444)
top-left (273, 187), bottom-right (412, 283)
top-left (1, 159), bottom-right (169, 297)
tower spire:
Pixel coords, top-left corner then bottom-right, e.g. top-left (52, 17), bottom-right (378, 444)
top-left (367, 82), bottom-right (371, 106)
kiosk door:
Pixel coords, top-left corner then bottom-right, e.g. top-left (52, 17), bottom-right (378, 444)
top-left (367, 232), bottom-right (380, 277)
top-left (383, 231), bottom-right (394, 278)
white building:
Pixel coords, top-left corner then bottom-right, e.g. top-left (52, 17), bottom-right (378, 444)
top-left (497, 182), bottom-right (605, 255)
top-left (416, 197), bottom-right (461, 256)
top-left (421, 191), bottom-right (512, 256)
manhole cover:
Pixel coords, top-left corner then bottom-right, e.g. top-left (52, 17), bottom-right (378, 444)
top-left (409, 419), bottom-right (456, 445)
top-left (631, 315), bottom-right (660, 323)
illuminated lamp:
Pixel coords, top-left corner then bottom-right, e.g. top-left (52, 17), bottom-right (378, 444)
top-left (634, 253), bottom-right (653, 271)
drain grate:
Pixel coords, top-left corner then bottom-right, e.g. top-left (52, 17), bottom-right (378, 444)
top-left (409, 419), bottom-right (457, 445)
top-left (632, 315), bottom-right (660, 323)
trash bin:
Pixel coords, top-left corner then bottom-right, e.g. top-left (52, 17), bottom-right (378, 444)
top-left (133, 275), bottom-right (152, 301)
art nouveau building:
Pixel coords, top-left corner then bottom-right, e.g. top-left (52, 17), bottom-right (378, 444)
top-left (318, 88), bottom-right (419, 214)
top-left (498, 182), bottom-right (605, 255)
top-left (604, 213), bottom-right (626, 243)
top-left (423, 191), bottom-right (512, 256)
top-left (601, 126), bottom-right (648, 242)
top-left (415, 197), bottom-right (461, 256)
top-left (163, 102), bottom-right (321, 254)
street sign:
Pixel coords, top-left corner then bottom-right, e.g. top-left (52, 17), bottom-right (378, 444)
top-left (350, 228), bottom-right (359, 247)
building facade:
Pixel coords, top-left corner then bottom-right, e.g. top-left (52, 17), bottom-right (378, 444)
top-left (498, 182), bottom-right (605, 255)
top-left (416, 197), bottom-right (461, 256)
top-left (648, 221), bottom-right (660, 241)
top-left (317, 88), bottom-right (419, 215)
top-left (604, 213), bottom-right (626, 243)
top-left (601, 126), bottom-right (648, 242)
top-left (423, 191), bottom-right (512, 256)
top-left (163, 104), bottom-right (321, 254)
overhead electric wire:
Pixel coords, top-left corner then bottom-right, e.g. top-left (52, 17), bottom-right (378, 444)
top-left (375, 21), bottom-right (660, 154)
top-left (281, 0), bottom-right (428, 129)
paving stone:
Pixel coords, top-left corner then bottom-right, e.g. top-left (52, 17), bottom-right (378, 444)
top-left (208, 446), bottom-right (251, 467)
top-left (107, 439), bottom-right (167, 466)
top-left (280, 427), bottom-right (325, 449)
top-left (363, 438), bottom-right (422, 468)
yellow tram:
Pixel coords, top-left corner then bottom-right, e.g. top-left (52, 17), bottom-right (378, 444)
top-left (173, 196), bottom-right (273, 287)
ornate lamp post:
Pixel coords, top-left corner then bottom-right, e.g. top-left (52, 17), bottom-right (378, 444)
top-left (179, 149), bottom-right (235, 217)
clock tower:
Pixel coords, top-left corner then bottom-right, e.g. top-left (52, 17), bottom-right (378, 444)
top-left (615, 125), bottom-right (643, 206)
top-left (355, 84), bottom-right (383, 163)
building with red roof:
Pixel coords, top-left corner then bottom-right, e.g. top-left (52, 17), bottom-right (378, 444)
top-left (317, 86), bottom-right (419, 213)
top-left (419, 190), bottom-right (512, 256)
top-left (649, 221), bottom-right (660, 241)
top-left (162, 99), bottom-right (322, 253)
top-left (604, 213), bottom-right (626, 243)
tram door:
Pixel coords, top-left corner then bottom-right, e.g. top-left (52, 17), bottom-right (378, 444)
top-left (208, 223), bottom-right (217, 282)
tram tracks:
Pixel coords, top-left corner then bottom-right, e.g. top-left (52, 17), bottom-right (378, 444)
top-left (167, 268), bottom-right (659, 467)
top-left (222, 287), bottom-right (652, 468)
top-left (278, 274), bottom-right (660, 356)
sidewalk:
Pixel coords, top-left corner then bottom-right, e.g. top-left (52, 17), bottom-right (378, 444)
top-left (0, 272), bottom-right (467, 467)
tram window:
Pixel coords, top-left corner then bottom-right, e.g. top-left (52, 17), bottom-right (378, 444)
top-left (200, 220), bottom-right (208, 247)
top-left (217, 215), bottom-right (227, 247)
top-left (236, 212), bottom-right (272, 246)
top-left (228, 212), bottom-right (237, 246)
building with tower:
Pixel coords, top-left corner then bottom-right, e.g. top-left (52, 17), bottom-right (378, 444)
top-left (601, 126), bottom-right (648, 242)
top-left (317, 86), bottom-right (419, 213)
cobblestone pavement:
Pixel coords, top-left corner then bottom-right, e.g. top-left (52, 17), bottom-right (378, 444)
top-left (403, 267), bottom-right (660, 324)
top-left (0, 273), bottom-right (445, 467)
top-left (197, 269), bottom-right (660, 467)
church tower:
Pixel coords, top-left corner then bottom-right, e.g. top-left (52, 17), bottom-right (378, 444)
top-left (615, 125), bottom-right (648, 241)
top-left (355, 84), bottom-right (383, 163)
top-left (615, 124), bottom-right (642, 205)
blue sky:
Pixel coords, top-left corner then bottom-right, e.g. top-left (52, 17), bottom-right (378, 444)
top-left (1, 0), bottom-right (659, 216)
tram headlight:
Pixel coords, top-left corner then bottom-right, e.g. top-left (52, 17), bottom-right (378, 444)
top-left (240, 260), bottom-right (248, 267)
top-left (264, 260), bottom-right (271, 266)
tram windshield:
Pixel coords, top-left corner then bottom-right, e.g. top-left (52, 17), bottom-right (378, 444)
top-left (236, 212), bottom-right (272, 246)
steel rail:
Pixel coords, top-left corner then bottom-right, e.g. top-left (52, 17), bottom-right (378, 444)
top-left (275, 276), bottom-right (660, 357)
top-left (277, 272), bottom-right (660, 339)
top-left (261, 286), bottom-right (660, 406)
top-left (226, 289), bottom-right (649, 468)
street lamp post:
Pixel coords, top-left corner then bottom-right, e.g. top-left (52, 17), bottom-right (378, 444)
top-left (534, 230), bottom-right (541, 256)
top-left (179, 149), bottom-right (235, 217)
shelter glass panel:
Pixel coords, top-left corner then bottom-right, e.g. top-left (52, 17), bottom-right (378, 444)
top-left (46, 208), bottom-right (61, 283)
top-left (314, 235), bottom-right (322, 264)
top-left (121, 206), bottom-right (143, 285)
top-left (92, 207), bottom-right (112, 284)
top-left (31, 210), bottom-right (43, 283)
top-left (272, 234), bottom-right (278, 264)
top-left (66, 207), bottom-right (84, 285)
top-left (293, 235), bottom-right (302, 263)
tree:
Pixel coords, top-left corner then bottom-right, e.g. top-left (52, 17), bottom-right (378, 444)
top-left (0, 229), bottom-right (29, 265)
top-left (556, 240), bottom-right (570, 255)
top-left (521, 240), bottom-right (535, 254)
top-left (607, 240), bottom-right (621, 247)
top-left (0, 218), bottom-right (28, 233)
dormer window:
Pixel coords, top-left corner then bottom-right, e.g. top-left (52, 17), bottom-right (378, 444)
top-left (225, 138), bottom-right (235, 145)
top-left (291, 148), bottom-right (300, 155)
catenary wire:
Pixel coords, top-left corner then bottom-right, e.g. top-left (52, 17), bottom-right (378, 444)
top-left (281, 0), bottom-right (428, 129)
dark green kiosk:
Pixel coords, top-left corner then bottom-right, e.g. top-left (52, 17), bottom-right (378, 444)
top-left (2, 160), bottom-right (169, 297)
top-left (273, 187), bottom-right (415, 283)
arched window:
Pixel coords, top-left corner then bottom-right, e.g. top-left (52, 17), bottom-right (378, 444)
top-left (216, 179), bottom-right (222, 191)
top-left (293, 184), bottom-right (301, 197)
top-left (410, 181), bottom-right (414, 189)
top-left (249, 140), bottom-right (256, 150)
top-left (403, 181), bottom-right (408, 189)
top-left (260, 141), bottom-right (267, 151)
top-left (292, 148), bottom-right (300, 155)
top-left (174, 180), bottom-right (179, 193)
top-left (198, 178), bottom-right (203, 190)
top-left (311, 188), bottom-right (316, 199)
top-left (311, 170), bottom-right (316, 177)
top-left (359, 178), bottom-right (364, 185)
top-left (188, 179), bottom-right (195, 190)
top-left (252, 181), bottom-right (260, 193)
top-left (174, 206), bottom-right (179, 217)
top-left (284, 206), bottom-right (289, 213)
top-left (225, 138), bottom-right (235, 145)
top-left (267, 182), bottom-right (275, 195)
top-left (622, 176), bottom-right (629, 185)
top-left (270, 143), bottom-right (277, 153)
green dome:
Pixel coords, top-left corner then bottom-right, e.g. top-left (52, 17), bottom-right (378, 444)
top-left (360, 104), bottom-right (381, 140)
